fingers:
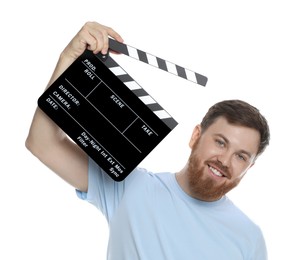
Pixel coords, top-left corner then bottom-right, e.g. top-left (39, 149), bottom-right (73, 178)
top-left (80, 22), bottom-right (124, 55)
top-left (63, 21), bottom-right (124, 61)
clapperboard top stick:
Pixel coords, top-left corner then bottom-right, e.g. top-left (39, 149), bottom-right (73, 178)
top-left (107, 38), bottom-right (208, 87)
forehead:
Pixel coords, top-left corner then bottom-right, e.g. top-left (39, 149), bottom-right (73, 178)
top-left (204, 117), bottom-right (260, 153)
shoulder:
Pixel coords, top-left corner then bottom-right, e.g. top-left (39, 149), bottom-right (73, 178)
top-left (125, 168), bottom-right (173, 187)
top-left (223, 197), bottom-right (264, 235)
top-left (88, 157), bottom-right (172, 188)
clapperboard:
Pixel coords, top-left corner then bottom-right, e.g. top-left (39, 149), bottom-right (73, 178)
top-left (38, 38), bottom-right (208, 181)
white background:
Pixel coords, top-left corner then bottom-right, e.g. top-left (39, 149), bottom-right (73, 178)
top-left (1, 0), bottom-right (298, 259)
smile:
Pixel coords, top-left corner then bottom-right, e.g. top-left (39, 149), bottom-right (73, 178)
top-left (209, 166), bottom-right (224, 178)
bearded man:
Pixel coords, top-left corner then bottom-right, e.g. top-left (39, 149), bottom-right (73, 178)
top-left (26, 21), bottom-right (270, 260)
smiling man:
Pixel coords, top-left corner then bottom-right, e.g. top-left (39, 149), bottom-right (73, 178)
top-left (177, 104), bottom-right (265, 202)
top-left (25, 22), bottom-right (270, 260)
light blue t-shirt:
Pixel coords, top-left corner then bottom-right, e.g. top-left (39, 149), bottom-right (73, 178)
top-left (77, 158), bottom-right (267, 260)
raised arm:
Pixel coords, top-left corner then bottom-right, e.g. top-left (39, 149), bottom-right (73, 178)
top-left (25, 22), bottom-right (123, 192)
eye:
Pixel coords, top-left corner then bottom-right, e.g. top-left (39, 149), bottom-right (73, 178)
top-left (215, 139), bottom-right (225, 147)
top-left (237, 153), bottom-right (247, 162)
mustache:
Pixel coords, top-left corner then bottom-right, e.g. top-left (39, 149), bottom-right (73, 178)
top-left (205, 160), bottom-right (232, 179)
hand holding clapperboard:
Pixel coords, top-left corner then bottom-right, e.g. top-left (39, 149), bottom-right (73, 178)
top-left (38, 38), bottom-right (208, 181)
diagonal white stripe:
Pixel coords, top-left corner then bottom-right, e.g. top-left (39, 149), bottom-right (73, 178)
top-left (124, 81), bottom-right (141, 90)
top-left (154, 110), bottom-right (171, 119)
top-left (146, 53), bottom-right (158, 67)
top-left (185, 69), bottom-right (197, 83)
top-left (109, 66), bottom-right (126, 76)
top-left (127, 46), bottom-right (139, 59)
top-left (165, 61), bottom-right (178, 75)
top-left (139, 95), bottom-right (156, 104)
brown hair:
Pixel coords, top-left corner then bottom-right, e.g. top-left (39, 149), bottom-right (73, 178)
top-left (200, 100), bottom-right (270, 157)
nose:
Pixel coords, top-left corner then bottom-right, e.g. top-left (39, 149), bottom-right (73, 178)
top-left (217, 151), bottom-right (232, 168)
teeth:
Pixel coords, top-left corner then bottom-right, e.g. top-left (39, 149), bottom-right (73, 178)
top-left (210, 166), bottom-right (223, 177)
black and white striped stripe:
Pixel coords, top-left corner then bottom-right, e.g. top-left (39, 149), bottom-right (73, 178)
top-left (101, 55), bottom-right (178, 130)
top-left (108, 38), bottom-right (208, 87)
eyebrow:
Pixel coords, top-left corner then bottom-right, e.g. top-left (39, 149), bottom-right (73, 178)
top-left (214, 133), bottom-right (253, 158)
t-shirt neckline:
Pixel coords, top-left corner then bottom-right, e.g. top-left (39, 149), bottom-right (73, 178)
top-left (169, 173), bottom-right (227, 207)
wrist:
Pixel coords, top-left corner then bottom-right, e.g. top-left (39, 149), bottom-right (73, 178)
top-left (59, 50), bottom-right (76, 68)
top-left (46, 52), bottom-right (75, 88)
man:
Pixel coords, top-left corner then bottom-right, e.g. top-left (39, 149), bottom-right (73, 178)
top-left (26, 21), bottom-right (270, 259)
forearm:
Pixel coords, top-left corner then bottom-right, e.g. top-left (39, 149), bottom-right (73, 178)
top-left (25, 51), bottom-right (75, 152)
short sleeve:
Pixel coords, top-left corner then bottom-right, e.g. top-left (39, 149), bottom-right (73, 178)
top-left (250, 228), bottom-right (268, 260)
top-left (76, 158), bottom-right (144, 221)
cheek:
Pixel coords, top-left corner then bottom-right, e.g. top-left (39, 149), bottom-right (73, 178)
top-left (231, 161), bottom-right (252, 179)
top-left (201, 146), bottom-right (221, 161)
top-left (193, 138), bottom-right (217, 158)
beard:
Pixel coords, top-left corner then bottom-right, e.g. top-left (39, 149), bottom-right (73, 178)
top-left (186, 141), bottom-right (241, 201)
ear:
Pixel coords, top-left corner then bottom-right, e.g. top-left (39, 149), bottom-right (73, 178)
top-left (189, 124), bottom-right (202, 149)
